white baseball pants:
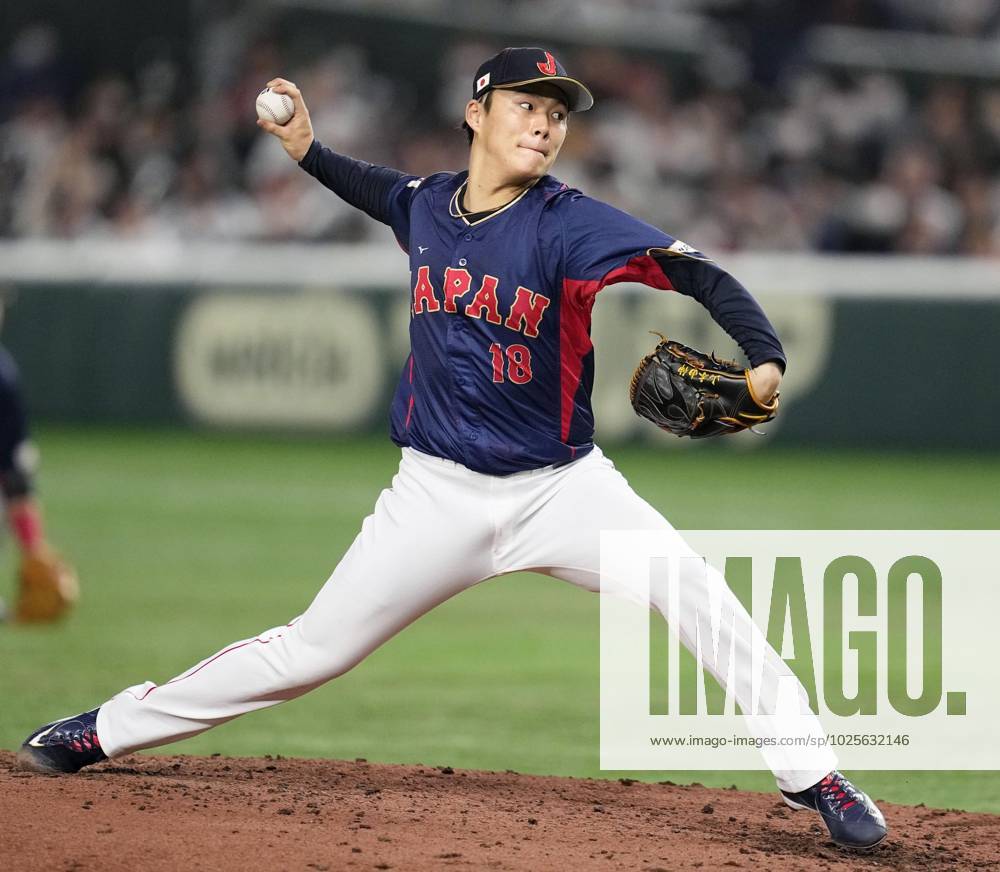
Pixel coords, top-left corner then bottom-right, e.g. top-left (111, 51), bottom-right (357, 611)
top-left (97, 446), bottom-right (836, 792)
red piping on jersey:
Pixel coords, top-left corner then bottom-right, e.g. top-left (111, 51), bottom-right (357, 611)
top-left (563, 254), bottom-right (674, 309)
top-left (559, 255), bottom-right (674, 442)
top-left (405, 355), bottom-right (415, 429)
top-left (558, 285), bottom-right (594, 442)
top-left (126, 619), bottom-right (301, 702)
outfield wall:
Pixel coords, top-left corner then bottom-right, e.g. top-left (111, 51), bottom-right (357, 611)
top-left (1, 241), bottom-right (997, 449)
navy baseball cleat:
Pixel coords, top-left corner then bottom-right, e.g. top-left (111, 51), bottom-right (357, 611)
top-left (781, 770), bottom-right (887, 849)
top-left (17, 708), bottom-right (107, 774)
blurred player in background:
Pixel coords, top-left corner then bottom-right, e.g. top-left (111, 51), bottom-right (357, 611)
top-left (0, 296), bottom-right (78, 624)
top-left (18, 47), bottom-right (885, 850)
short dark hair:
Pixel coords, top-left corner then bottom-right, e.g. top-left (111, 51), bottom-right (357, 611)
top-left (462, 91), bottom-right (493, 145)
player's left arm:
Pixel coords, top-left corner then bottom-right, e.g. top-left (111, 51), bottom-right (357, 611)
top-left (649, 248), bottom-right (784, 403)
top-left (556, 195), bottom-right (784, 402)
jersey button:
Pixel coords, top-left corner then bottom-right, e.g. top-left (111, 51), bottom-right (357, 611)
top-left (464, 233), bottom-right (472, 241)
top-left (458, 258), bottom-right (467, 266)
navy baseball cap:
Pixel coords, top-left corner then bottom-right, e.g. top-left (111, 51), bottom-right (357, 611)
top-left (472, 47), bottom-right (594, 112)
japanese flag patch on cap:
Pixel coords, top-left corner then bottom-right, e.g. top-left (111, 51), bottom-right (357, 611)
top-left (471, 47), bottom-right (594, 111)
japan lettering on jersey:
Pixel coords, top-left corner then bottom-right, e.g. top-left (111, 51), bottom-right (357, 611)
top-left (382, 171), bottom-right (704, 475)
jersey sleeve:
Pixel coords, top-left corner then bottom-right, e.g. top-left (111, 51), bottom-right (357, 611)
top-left (382, 174), bottom-right (427, 252)
top-left (557, 192), bottom-right (675, 298)
top-left (298, 139), bottom-right (423, 250)
top-left (556, 192), bottom-right (785, 369)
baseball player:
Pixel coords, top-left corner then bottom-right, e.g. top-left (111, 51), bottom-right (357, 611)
top-left (0, 307), bottom-right (78, 624)
top-left (18, 48), bottom-right (885, 849)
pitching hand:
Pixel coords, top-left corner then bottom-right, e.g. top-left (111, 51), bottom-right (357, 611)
top-left (257, 78), bottom-right (314, 162)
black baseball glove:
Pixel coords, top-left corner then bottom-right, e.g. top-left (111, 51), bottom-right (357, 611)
top-left (629, 334), bottom-right (779, 438)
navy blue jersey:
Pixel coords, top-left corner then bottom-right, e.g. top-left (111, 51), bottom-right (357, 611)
top-left (300, 145), bottom-right (785, 475)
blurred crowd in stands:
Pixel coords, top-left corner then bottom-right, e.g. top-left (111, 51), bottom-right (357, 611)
top-left (1, 4), bottom-right (999, 255)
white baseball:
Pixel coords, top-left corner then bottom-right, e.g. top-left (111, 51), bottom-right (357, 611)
top-left (256, 88), bottom-right (295, 125)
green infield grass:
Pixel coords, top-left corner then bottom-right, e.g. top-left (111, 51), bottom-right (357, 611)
top-left (1, 427), bottom-right (998, 812)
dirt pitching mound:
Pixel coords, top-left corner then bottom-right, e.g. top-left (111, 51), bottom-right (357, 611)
top-left (2, 752), bottom-right (997, 870)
